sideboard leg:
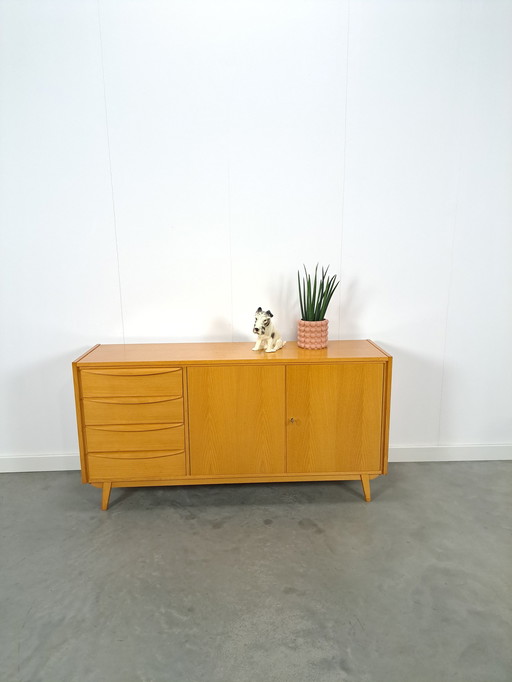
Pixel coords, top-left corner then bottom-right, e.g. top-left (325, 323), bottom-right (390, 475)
top-left (360, 474), bottom-right (371, 502)
top-left (101, 482), bottom-right (112, 511)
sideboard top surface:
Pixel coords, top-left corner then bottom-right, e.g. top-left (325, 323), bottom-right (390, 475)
top-left (75, 340), bottom-right (390, 366)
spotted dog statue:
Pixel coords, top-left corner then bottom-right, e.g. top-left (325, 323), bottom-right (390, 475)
top-left (252, 307), bottom-right (286, 353)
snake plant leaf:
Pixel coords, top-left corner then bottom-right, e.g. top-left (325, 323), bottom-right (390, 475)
top-left (297, 264), bottom-right (339, 321)
top-left (298, 270), bottom-right (305, 319)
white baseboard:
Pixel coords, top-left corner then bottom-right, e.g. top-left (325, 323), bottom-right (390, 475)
top-left (0, 445), bottom-right (511, 473)
top-left (0, 453), bottom-right (80, 473)
top-left (389, 444), bottom-right (512, 462)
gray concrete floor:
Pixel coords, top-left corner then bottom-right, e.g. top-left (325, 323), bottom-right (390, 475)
top-left (0, 463), bottom-right (511, 682)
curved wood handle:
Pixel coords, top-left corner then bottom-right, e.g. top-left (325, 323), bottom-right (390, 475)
top-left (84, 396), bottom-right (181, 405)
top-left (83, 368), bottom-right (181, 377)
top-left (91, 450), bottom-right (184, 460)
top-left (86, 424), bottom-right (182, 433)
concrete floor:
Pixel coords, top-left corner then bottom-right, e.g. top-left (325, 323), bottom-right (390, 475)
top-left (0, 463), bottom-right (511, 682)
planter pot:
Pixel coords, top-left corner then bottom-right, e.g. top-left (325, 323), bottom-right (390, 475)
top-left (297, 319), bottom-right (329, 349)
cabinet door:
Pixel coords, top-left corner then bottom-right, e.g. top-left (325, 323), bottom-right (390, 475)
top-left (188, 366), bottom-right (285, 476)
top-left (286, 363), bottom-right (384, 473)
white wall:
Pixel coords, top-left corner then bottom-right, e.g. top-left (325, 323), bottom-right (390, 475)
top-left (1, 0), bottom-right (511, 471)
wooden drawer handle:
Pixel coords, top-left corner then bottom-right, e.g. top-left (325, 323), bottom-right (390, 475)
top-left (87, 424), bottom-right (182, 433)
top-left (84, 396), bottom-right (181, 406)
top-left (91, 450), bottom-right (184, 460)
top-left (83, 368), bottom-right (180, 377)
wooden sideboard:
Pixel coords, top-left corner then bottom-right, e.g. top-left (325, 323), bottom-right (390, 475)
top-left (73, 341), bottom-right (392, 509)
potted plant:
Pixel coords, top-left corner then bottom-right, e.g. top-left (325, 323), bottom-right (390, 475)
top-left (297, 264), bottom-right (339, 349)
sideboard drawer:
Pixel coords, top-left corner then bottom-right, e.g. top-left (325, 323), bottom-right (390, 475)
top-left (82, 396), bottom-right (183, 425)
top-left (88, 450), bottom-right (186, 481)
top-left (85, 423), bottom-right (185, 452)
top-left (81, 368), bottom-right (182, 398)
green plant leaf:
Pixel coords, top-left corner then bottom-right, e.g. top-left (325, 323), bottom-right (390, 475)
top-left (311, 264), bottom-right (318, 319)
top-left (297, 263), bottom-right (340, 321)
top-left (297, 270), bottom-right (304, 319)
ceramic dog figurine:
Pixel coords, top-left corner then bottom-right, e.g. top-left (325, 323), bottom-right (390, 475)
top-left (252, 307), bottom-right (286, 353)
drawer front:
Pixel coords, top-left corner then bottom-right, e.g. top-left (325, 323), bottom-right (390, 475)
top-left (82, 396), bottom-right (183, 425)
top-left (88, 451), bottom-right (186, 481)
top-left (80, 368), bottom-right (182, 398)
top-left (85, 423), bottom-right (184, 452)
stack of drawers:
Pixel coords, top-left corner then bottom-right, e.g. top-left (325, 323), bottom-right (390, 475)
top-left (80, 367), bottom-right (186, 481)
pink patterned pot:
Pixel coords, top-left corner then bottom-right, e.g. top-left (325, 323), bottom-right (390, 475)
top-left (297, 319), bottom-right (329, 349)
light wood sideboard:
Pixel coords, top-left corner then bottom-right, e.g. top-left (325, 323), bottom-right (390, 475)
top-left (73, 341), bottom-right (392, 509)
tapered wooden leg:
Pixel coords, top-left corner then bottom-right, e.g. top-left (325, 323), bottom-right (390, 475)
top-left (101, 481), bottom-right (112, 510)
top-left (360, 474), bottom-right (371, 502)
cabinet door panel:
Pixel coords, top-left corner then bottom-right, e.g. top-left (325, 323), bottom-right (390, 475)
top-left (188, 366), bottom-right (285, 475)
top-left (287, 363), bottom-right (384, 473)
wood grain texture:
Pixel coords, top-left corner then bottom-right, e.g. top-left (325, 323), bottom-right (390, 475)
top-left (72, 362), bottom-right (88, 483)
top-left (74, 344), bottom-right (100, 363)
top-left (286, 363), bottom-right (384, 473)
top-left (182, 367), bottom-right (191, 476)
top-left (89, 451), bottom-right (186, 481)
top-left (72, 341), bottom-right (392, 507)
top-left (367, 340), bottom-right (392, 474)
top-left (382, 357), bottom-right (393, 475)
top-left (76, 341), bottom-right (388, 367)
top-left (360, 474), bottom-right (371, 502)
top-left (103, 472), bottom-right (382, 487)
top-left (101, 481), bottom-right (112, 510)
top-left (188, 365), bottom-right (286, 475)
top-left (81, 368), bottom-right (182, 397)
top-left (367, 339), bottom-right (392, 357)
top-left (82, 396), bottom-right (183, 425)
top-left (85, 423), bottom-right (184, 453)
